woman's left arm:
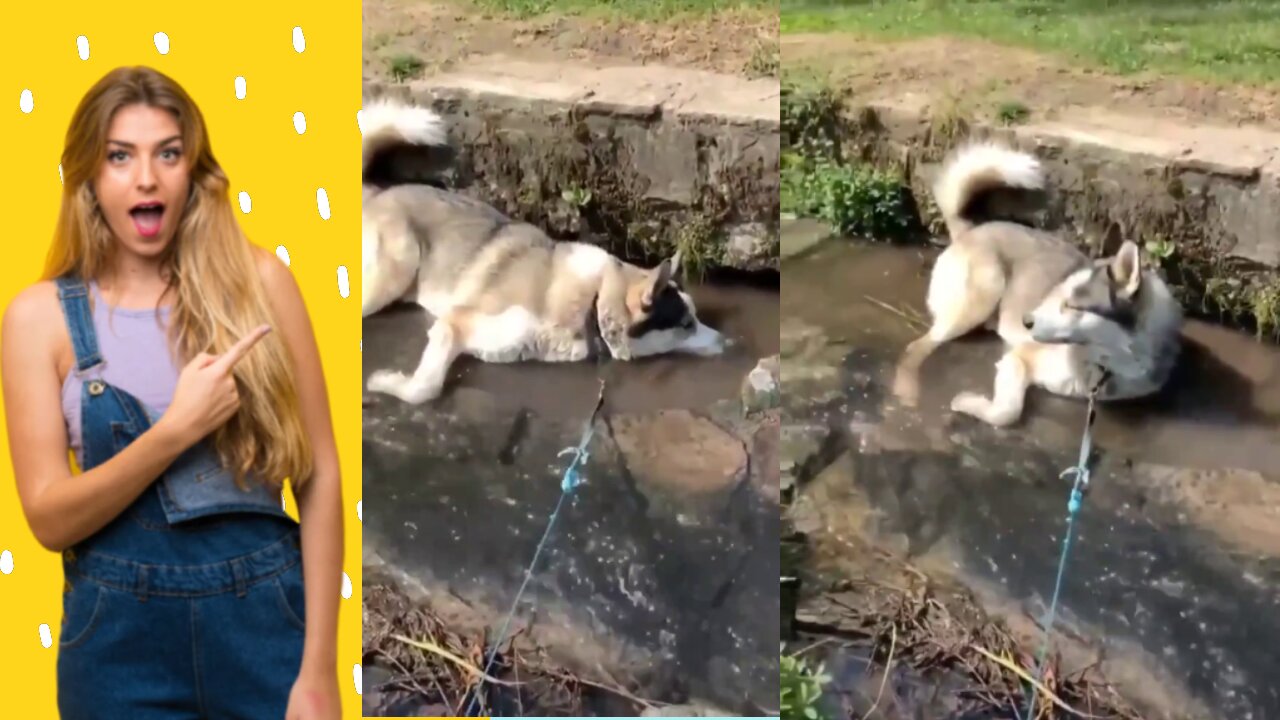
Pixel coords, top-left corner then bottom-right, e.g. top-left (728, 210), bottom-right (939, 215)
top-left (254, 246), bottom-right (344, 719)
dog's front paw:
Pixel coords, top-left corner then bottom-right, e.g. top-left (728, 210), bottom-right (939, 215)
top-left (949, 392), bottom-right (990, 417)
top-left (367, 369), bottom-right (409, 395)
top-left (367, 369), bottom-right (443, 405)
top-left (891, 368), bottom-right (920, 407)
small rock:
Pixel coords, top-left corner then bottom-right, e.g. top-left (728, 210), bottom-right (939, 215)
top-left (750, 414), bottom-right (781, 503)
top-left (610, 410), bottom-right (747, 495)
top-left (723, 222), bottom-right (777, 271)
top-left (741, 355), bottom-right (780, 415)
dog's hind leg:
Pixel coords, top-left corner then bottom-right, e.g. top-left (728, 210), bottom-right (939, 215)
top-left (892, 245), bottom-right (1005, 405)
top-left (950, 347), bottom-right (1032, 427)
top-left (367, 310), bottom-right (467, 404)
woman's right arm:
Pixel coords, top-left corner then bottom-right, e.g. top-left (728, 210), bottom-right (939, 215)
top-left (1, 283), bottom-right (191, 552)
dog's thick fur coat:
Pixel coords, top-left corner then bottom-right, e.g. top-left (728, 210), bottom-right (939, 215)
top-left (361, 97), bottom-right (726, 404)
top-left (892, 142), bottom-right (1183, 426)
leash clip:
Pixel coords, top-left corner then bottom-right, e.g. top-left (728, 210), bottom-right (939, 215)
top-left (557, 446), bottom-right (589, 492)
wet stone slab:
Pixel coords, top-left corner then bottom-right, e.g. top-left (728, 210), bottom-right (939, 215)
top-left (362, 282), bottom-right (780, 715)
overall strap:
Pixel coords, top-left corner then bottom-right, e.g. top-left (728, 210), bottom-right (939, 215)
top-left (54, 275), bottom-right (104, 372)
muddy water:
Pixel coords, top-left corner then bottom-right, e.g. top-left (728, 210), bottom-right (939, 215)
top-left (782, 230), bottom-right (1280, 720)
top-left (362, 280), bottom-right (780, 716)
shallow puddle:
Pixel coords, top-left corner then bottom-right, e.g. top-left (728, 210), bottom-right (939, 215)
top-left (782, 230), bottom-right (1280, 720)
top-left (362, 278), bottom-right (781, 715)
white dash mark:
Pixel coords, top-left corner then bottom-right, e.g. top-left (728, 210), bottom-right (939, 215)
top-left (0, 549), bottom-right (12, 575)
top-left (293, 111), bottom-right (306, 134)
top-left (153, 32), bottom-right (170, 55)
top-left (356, 109), bottom-right (365, 135)
top-left (76, 35), bottom-right (90, 61)
top-left (39, 623), bottom-right (52, 648)
top-left (275, 245), bottom-right (291, 267)
top-left (58, 164), bottom-right (63, 185)
top-left (357, 500), bottom-right (362, 521)
top-left (341, 572), bottom-right (352, 599)
top-left (292, 26), bottom-right (306, 53)
top-left (337, 266), bottom-right (350, 299)
top-left (234, 76), bottom-right (246, 100)
top-left (316, 188), bottom-right (331, 220)
top-left (353, 664), bottom-right (362, 695)
top-left (237, 191), bottom-right (252, 214)
top-left (19, 89), bottom-right (33, 114)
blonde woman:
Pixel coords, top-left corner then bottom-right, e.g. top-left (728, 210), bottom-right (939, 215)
top-left (1, 66), bottom-right (342, 719)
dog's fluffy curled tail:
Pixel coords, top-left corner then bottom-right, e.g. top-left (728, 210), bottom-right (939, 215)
top-left (361, 97), bottom-right (453, 186)
top-left (933, 142), bottom-right (1044, 239)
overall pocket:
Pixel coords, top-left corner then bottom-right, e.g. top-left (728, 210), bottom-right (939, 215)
top-left (272, 563), bottom-right (307, 633)
top-left (59, 577), bottom-right (105, 649)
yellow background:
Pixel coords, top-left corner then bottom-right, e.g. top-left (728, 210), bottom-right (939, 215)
top-left (0, 1), bottom-right (364, 715)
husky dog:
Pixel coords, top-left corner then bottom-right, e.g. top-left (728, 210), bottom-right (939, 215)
top-left (892, 142), bottom-right (1183, 427)
top-left (361, 97), bottom-right (727, 404)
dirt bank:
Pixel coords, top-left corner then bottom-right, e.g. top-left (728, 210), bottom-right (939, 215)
top-left (364, 0), bottom-right (778, 84)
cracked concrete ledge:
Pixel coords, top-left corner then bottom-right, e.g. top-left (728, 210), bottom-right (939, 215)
top-left (364, 58), bottom-right (780, 273)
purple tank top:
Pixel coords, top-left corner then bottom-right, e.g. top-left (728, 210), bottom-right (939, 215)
top-left (60, 282), bottom-right (180, 466)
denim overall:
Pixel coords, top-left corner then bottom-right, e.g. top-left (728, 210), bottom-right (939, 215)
top-left (54, 275), bottom-right (307, 719)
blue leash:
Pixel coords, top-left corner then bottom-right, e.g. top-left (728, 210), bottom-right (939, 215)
top-left (463, 380), bottom-right (606, 717)
top-left (1024, 371), bottom-right (1107, 719)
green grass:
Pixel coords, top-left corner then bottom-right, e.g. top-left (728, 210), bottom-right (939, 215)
top-left (388, 53), bottom-right (426, 82)
top-left (995, 99), bottom-right (1030, 125)
top-left (471, 0), bottom-right (777, 20)
top-left (781, 649), bottom-right (831, 720)
top-left (780, 0), bottom-right (1280, 86)
top-left (782, 152), bottom-right (916, 241)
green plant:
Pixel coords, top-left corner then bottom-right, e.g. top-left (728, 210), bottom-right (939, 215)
top-left (781, 647), bottom-right (830, 720)
top-left (995, 100), bottom-right (1030, 125)
top-left (561, 186), bottom-right (593, 207)
top-left (781, 77), bottom-right (846, 159)
top-left (672, 212), bottom-right (719, 282)
top-left (782, 153), bottom-right (914, 241)
top-left (1144, 236), bottom-right (1176, 261)
top-left (388, 53), bottom-right (425, 82)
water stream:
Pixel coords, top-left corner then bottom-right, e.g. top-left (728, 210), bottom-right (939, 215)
top-left (363, 278), bottom-right (781, 716)
top-left (782, 227), bottom-right (1280, 720)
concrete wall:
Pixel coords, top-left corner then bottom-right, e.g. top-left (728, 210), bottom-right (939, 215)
top-left (365, 60), bottom-right (781, 273)
top-left (847, 96), bottom-right (1280, 333)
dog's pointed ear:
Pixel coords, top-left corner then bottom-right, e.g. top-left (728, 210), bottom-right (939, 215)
top-left (641, 256), bottom-right (674, 309)
top-left (1109, 240), bottom-right (1143, 298)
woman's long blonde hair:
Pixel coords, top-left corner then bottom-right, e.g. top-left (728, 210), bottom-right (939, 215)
top-left (43, 65), bottom-right (313, 491)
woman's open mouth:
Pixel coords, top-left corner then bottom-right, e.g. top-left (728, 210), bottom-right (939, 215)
top-left (129, 202), bottom-right (166, 238)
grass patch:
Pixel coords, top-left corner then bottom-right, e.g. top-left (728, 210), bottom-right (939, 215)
top-left (672, 212), bottom-right (721, 282)
top-left (388, 53), bottom-right (426, 82)
top-left (782, 152), bottom-right (915, 241)
top-left (780, 72), bottom-right (846, 158)
top-left (995, 99), bottom-right (1030, 125)
top-left (781, 74), bottom-right (920, 242)
top-left (780, 0), bottom-right (1280, 86)
top-left (471, 0), bottom-right (778, 20)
